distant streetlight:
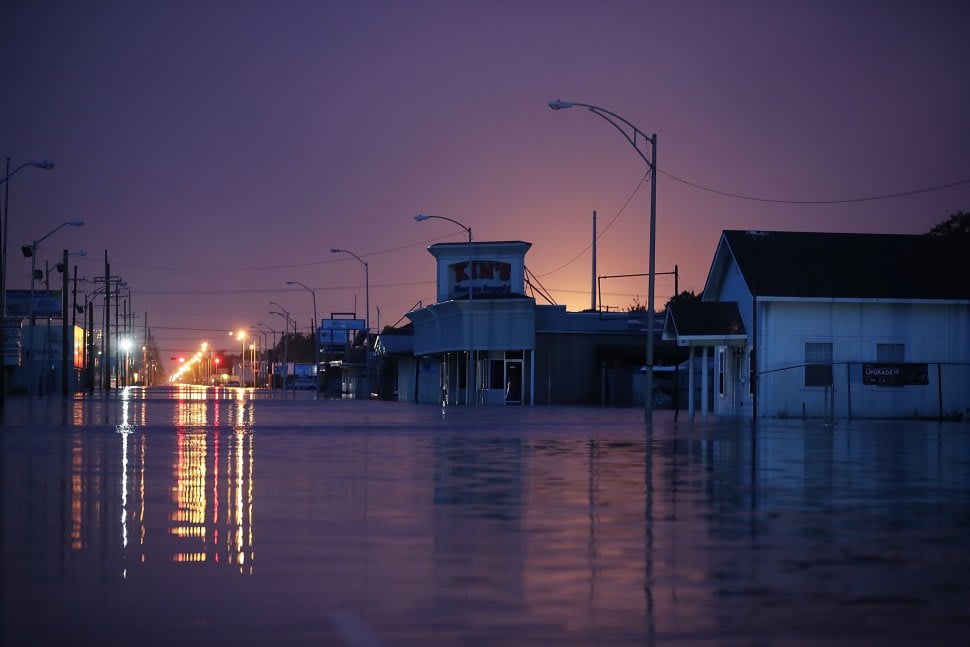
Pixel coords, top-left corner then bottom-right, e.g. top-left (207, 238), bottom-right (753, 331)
top-left (234, 329), bottom-right (247, 386)
top-left (414, 214), bottom-right (475, 405)
top-left (269, 306), bottom-right (294, 391)
top-left (286, 280), bottom-right (319, 392)
top-left (548, 99), bottom-right (658, 424)
top-left (248, 327), bottom-right (268, 388)
top-left (119, 337), bottom-right (133, 387)
top-left (254, 322), bottom-right (276, 388)
top-left (201, 342), bottom-right (210, 384)
top-left (329, 249), bottom-right (369, 334)
top-left (22, 219), bottom-right (84, 398)
top-left (330, 248), bottom-right (371, 397)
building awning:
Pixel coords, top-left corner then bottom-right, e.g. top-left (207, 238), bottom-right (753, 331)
top-left (662, 301), bottom-right (747, 347)
top-left (375, 332), bottom-right (414, 355)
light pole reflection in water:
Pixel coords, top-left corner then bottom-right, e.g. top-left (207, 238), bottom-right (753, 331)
top-left (105, 392), bottom-right (257, 573)
top-left (169, 425), bottom-right (254, 571)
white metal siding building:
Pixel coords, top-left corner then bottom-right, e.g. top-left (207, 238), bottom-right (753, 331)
top-left (673, 230), bottom-right (970, 420)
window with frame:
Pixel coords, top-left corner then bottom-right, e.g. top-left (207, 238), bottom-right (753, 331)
top-left (876, 343), bottom-right (905, 363)
top-left (804, 342), bottom-right (833, 387)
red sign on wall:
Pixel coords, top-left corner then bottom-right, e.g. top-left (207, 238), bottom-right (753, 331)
top-left (448, 260), bottom-right (512, 298)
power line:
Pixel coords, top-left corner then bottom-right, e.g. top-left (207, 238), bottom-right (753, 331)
top-left (536, 170), bottom-right (650, 278)
top-left (661, 170), bottom-right (970, 205)
top-left (113, 232), bottom-right (460, 272)
top-left (536, 169), bottom-right (969, 279)
top-left (134, 279), bottom-right (434, 296)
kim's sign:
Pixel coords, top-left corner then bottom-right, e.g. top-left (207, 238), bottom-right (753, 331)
top-left (862, 363), bottom-right (929, 387)
top-left (448, 260), bottom-right (512, 298)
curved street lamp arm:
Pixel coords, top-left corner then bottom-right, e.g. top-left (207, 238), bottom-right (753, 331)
top-left (330, 248), bottom-right (368, 267)
top-left (31, 220), bottom-right (84, 248)
top-left (553, 101), bottom-right (655, 170)
top-left (269, 301), bottom-right (290, 317)
top-left (269, 310), bottom-right (294, 325)
top-left (414, 215), bottom-right (472, 242)
top-left (0, 160), bottom-right (54, 186)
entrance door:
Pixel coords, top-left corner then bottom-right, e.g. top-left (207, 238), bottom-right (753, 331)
top-left (505, 360), bottom-right (523, 405)
top-left (485, 357), bottom-right (505, 404)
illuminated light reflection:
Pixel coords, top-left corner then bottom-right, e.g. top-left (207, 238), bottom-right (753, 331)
top-left (160, 426), bottom-right (254, 572)
top-left (71, 434), bottom-right (84, 550)
top-left (119, 417), bottom-right (131, 556)
top-left (72, 402), bottom-right (86, 425)
top-left (235, 430), bottom-right (244, 554)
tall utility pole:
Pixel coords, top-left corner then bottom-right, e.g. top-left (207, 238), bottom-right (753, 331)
top-left (103, 253), bottom-right (110, 391)
top-left (114, 280), bottom-right (119, 388)
top-left (61, 249), bottom-right (68, 395)
top-left (87, 302), bottom-right (95, 392)
top-left (591, 210), bottom-right (597, 311)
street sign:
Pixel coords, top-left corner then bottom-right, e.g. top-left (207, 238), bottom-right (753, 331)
top-left (5, 289), bottom-right (63, 317)
top-left (862, 363), bottom-right (929, 387)
top-left (321, 318), bottom-right (365, 331)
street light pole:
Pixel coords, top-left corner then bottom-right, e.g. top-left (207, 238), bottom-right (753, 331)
top-left (235, 330), bottom-right (247, 386)
top-left (330, 248), bottom-right (370, 398)
top-left (249, 328), bottom-right (268, 388)
top-left (1, 160), bottom-right (53, 408)
top-left (254, 322), bottom-right (275, 388)
top-left (286, 280), bottom-right (319, 393)
top-left (414, 214), bottom-right (475, 405)
top-left (269, 302), bottom-right (293, 391)
top-left (549, 99), bottom-right (658, 425)
top-left (22, 219), bottom-right (84, 398)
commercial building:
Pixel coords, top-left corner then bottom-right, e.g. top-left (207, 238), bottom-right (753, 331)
top-left (380, 240), bottom-right (677, 406)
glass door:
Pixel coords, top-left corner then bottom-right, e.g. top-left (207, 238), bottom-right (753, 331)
top-left (504, 359), bottom-right (523, 405)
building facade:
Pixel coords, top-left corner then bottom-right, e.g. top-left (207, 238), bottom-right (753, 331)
top-left (391, 240), bottom-right (673, 406)
top-left (668, 230), bottom-right (970, 420)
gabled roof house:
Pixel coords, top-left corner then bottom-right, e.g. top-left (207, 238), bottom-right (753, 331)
top-left (665, 230), bottom-right (970, 420)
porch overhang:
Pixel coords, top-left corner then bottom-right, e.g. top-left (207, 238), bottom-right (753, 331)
top-left (662, 301), bottom-right (747, 348)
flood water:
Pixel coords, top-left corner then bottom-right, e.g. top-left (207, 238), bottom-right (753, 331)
top-left (2, 386), bottom-right (969, 646)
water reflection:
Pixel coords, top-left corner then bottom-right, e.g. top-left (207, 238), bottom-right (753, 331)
top-left (2, 396), bottom-right (969, 644)
top-left (57, 389), bottom-right (258, 580)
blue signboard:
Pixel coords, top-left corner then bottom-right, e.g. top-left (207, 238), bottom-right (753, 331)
top-left (5, 290), bottom-right (62, 317)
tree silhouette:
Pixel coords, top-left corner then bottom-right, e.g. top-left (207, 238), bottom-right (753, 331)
top-left (662, 289), bottom-right (701, 312)
top-left (927, 210), bottom-right (970, 238)
top-left (627, 289), bottom-right (702, 313)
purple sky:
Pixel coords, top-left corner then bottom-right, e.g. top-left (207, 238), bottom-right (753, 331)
top-left (4, 1), bottom-right (969, 370)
